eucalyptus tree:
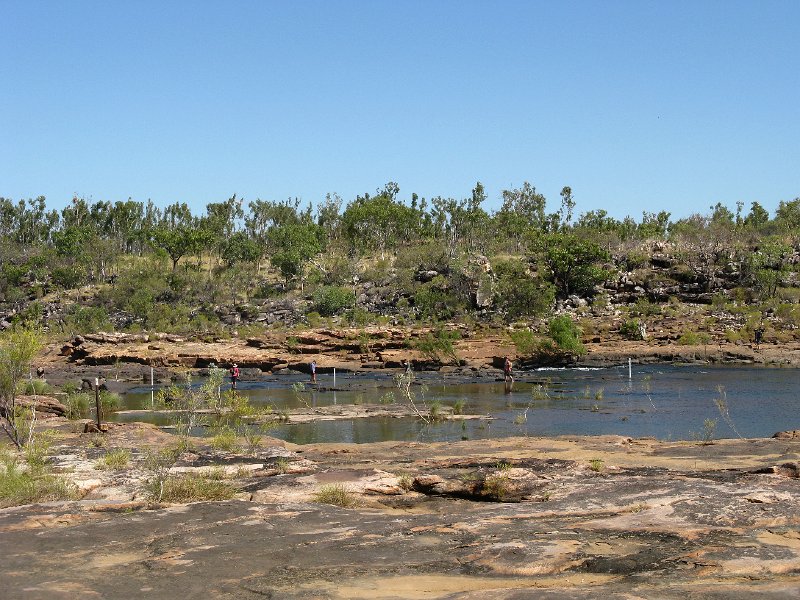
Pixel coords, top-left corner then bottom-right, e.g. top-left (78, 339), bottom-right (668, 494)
top-left (428, 183), bottom-right (489, 258)
top-left (203, 195), bottom-right (245, 260)
top-left (774, 198), bottom-right (800, 232)
top-left (743, 201), bottom-right (770, 229)
top-left (495, 182), bottom-right (547, 252)
top-left (151, 224), bottom-right (213, 272)
top-left (342, 184), bottom-right (417, 259)
top-left (268, 221), bottom-right (325, 288)
top-left (108, 199), bottom-right (145, 253)
top-left (0, 327), bottom-right (42, 448)
top-left (316, 193), bottom-right (343, 241)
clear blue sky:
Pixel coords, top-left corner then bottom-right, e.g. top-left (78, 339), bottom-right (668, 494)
top-left (2, 0), bottom-right (798, 221)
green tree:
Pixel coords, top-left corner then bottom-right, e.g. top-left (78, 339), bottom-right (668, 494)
top-left (493, 259), bottom-right (555, 320)
top-left (0, 328), bottom-right (42, 448)
top-left (774, 198), bottom-right (800, 231)
top-left (546, 315), bottom-right (585, 356)
top-left (342, 184), bottom-right (418, 258)
top-left (744, 201), bottom-right (770, 229)
top-left (269, 222), bottom-right (324, 287)
top-left (533, 233), bottom-right (611, 298)
top-left (151, 225), bottom-right (212, 271)
top-left (221, 231), bottom-right (261, 267)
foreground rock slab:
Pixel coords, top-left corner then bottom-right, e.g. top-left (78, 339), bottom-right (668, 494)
top-left (2, 433), bottom-right (800, 599)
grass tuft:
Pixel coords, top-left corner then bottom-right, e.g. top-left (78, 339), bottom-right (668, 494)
top-left (313, 483), bottom-right (358, 507)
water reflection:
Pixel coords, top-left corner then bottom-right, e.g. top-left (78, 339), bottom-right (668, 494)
top-left (117, 365), bottom-right (800, 443)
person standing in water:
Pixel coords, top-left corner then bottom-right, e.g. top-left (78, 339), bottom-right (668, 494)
top-left (229, 363), bottom-right (240, 389)
top-left (503, 356), bottom-right (513, 393)
top-left (310, 360), bottom-right (317, 383)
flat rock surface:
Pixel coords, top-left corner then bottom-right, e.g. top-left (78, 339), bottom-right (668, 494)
top-left (2, 429), bottom-right (800, 599)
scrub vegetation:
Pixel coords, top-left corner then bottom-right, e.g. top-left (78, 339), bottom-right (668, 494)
top-left (0, 186), bottom-right (797, 358)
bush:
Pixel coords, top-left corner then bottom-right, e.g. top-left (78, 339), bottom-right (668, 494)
top-left (305, 311), bottom-right (323, 328)
top-left (313, 483), bottom-right (357, 507)
top-left (494, 259), bottom-right (555, 320)
top-left (312, 286), bottom-right (356, 316)
top-left (412, 278), bottom-right (463, 321)
top-left (509, 329), bottom-right (538, 356)
top-left (678, 330), bottom-right (710, 345)
top-left (146, 473), bottom-right (236, 503)
top-left (23, 378), bottom-right (53, 395)
top-left (414, 329), bottom-right (460, 364)
top-left (210, 426), bottom-right (240, 452)
top-left (65, 391), bottom-right (91, 419)
top-left (0, 450), bottom-right (78, 508)
top-left (547, 315), bottom-right (585, 356)
top-left (631, 297), bottom-right (662, 317)
top-left (620, 319), bottom-right (644, 340)
top-left (63, 305), bottom-right (112, 334)
top-left (95, 448), bottom-right (131, 470)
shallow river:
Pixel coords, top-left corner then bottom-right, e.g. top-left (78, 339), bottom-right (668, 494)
top-left (115, 364), bottom-right (800, 444)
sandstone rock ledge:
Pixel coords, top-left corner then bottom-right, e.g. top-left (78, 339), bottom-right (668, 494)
top-left (1, 426), bottom-right (799, 599)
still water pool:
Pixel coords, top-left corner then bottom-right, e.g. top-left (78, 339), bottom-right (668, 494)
top-left (116, 364), bottom-right (800, 444)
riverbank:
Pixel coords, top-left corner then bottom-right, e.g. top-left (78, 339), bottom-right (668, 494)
top-left (2, 422), bottom-right (799, 599)
top-left (35, 325), bottom-right (800, 391)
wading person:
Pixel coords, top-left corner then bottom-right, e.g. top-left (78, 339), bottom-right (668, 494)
top-left (503, 356), bottom-right (513, 393)
top-left (229, 363), bottom-right (240, 389)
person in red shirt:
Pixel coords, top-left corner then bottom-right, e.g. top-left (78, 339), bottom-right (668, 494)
top-left (229, 363), bottom-right (240, 389)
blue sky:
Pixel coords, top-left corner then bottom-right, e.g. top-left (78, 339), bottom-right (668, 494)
top-left (2, 0), bottom-right (798, 221)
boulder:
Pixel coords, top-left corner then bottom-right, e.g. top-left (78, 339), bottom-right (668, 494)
top-left (773, 429), bottom-right (800, 439)
top-left (2, 395), bottom-right (67, 418)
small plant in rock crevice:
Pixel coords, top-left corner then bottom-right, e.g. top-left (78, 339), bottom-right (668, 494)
top-left (313, 483), bottom-right (357, 507)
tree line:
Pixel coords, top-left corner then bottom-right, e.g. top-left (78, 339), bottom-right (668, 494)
top-left (1, 182), bottom-right (799, 331)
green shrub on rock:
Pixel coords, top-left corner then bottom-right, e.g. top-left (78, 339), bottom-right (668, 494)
top-left (312, 286), bottom-right (356, 316)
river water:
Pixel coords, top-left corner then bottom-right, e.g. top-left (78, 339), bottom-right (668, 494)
top-left (116, 364), bottom-right (800, 444)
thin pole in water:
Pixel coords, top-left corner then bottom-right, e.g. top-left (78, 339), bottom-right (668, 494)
top-left (94, 377), bottom-right (102, 429)
top-left (333, 367), bottom-right (336, 388)
top-left (628, 358), bottom-right (632, 380)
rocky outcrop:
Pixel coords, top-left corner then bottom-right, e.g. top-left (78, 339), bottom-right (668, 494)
top-left (2, 431), bottom-right (800, 599)
top-left (1, 394), bottom-right (67, 418)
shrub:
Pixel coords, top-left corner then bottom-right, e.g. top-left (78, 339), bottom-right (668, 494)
top-left (429, 400), bottom-right (442, 420)
top-left (412, 277), bottom-right (463, 321)
top-left (63, 305), bottom-right (113, 334)
top-left (95, 448), bottom-right (131, 470)
top-left (509, 329), bottom-right (538, 356)
top-left (146, 473), bottom-right (236, 503)
top-left (305, 311), bottom-right (323, 328)
top-left (23, 378), bottom-right (53, 395)
top-left (99, 391), bottom-right (121, 414)
top-left (482, 472), bottom-right (511, 500)
top-left (493, 259), bottom-right (555, 320)
top-left (0, 450), bottom-right (78, 508)
top-left (313, 483), bottom-right (357, 507)
top-left (547, 315), bottom-right (586, 356)
top-left (344, 307), bottom-right (374, 327)
top-left (65, 392), bottom-right (91, 419)
top-left (620, 319), bottom-right (644, 340)
top-left (631, 297), bottom-right (662, 317)
top-left (678, 330), bottom-right (711, 346)
top-left (210, 426), bottom-right (240, 452)
top-left (414, 329), bottom-right (460, 364)
top-left (312, 286), bottom-right (356, 317)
